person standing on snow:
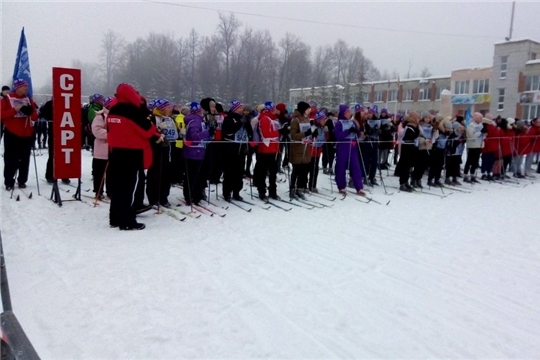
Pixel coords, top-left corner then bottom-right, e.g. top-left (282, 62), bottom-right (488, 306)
top-left (308, 110), bottom-right (328, 193)
top-left (397, 111), bottom-right (420, 192)
top-left (289, 101), bottom-right (314, 200)
top-left (146, 98), bottom-right (177, 208)
top-left (253, 101), bottom-right (281, 201)
top-left (0, 79), bottom-right (38, 190)
top-left (91, 96), bottom-right (116, 199)
top-left (183, 102), bottom-right (214, 205)
top-left (411, 112), bottom-right (437, 189)
top-left (463, 112), bottom-right (485, 183)
top-left (222, 100), bottom-right (253, 202)
top-left (333, 104), bottom-right (365, 196)
top-left (107, 83), bottom-right (162, 230)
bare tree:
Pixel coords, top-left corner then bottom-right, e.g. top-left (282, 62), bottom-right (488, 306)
top-left (217, 12), bottom-right (241, 101)
top-left (100, 30), bottom-right (125, 95)
top-left (420, 66), bottom-right (432, 78)
top-left (313, 45), bottom-right (333, 86)
top-left (187, 29), bottom-right (199, 101)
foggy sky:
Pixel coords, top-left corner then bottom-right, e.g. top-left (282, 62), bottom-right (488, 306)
top-left (2, 0), bottom-right (540, 93)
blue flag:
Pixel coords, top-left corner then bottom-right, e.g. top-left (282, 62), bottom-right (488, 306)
top-left (465, 104), bottom-right (472, 126)
top-left (12, 27), bottom-right (33, 97)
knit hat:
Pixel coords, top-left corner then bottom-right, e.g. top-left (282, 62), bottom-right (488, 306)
top-left (2, 85), bottom-right (10, 92)
top-left (190, 101), bottom-right (203, 115)
top-left (421, 111), bottom-right (431, 119)
top-left (276, 103), bottom-right (287, 113)
top-left (255, 104), bottom-right (265, 113)
top-left (354, 104), bottom-right (365, 113)
top-left (381, 108), bottom-right (388, 114)
top-left (154, 98), bottom-right (171, 111)
top-left (13, 79), bottom-right (29, 90)
top-left (515, 119), bottom-right (525, 130)
top-left (200, 97), bottom-right (216, 112)
top-left (338, 105), bottom-right (351, 120)
top-left (229, 100), bottom-right (243, 113)
top-left (314, 110), bottom-right (327, 123)
top-left (103, 96), bottom-right (116, 109)
top-left (308, 100), bottom-right (318, 107)
top-left (297, 101), bottom-right (310, 115)
top-left (371, 105), bottom-right (379, 114)
top-left (91, 93), bottom-right (104, 103)
top-left (243, 104), bottom-right (252, 113)
top-left (264, 101), bottom-right (276, 112)
top-left (507, 117), bottom-right (515, 129)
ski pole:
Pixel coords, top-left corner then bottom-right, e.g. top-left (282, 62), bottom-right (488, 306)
top-left (32, 147), bottom-right (41, 196)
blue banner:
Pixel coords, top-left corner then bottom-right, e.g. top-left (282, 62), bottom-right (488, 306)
top-left (12, 27), bottom-right (33, 97)
top-left (465, 105), bottom-right (472, 126)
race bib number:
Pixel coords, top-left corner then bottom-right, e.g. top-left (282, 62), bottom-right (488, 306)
top-left (234, 128), bottom-right (248, 143)
top-left (299, 122), bottom-right (311, 142)
top-left (10, 97), bottom-right (31, 118)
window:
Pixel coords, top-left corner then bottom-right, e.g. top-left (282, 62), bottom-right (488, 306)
top-left (522, 105), bottom-right (539, 121)
top-left (497, 88), bottom-right (505, 111)
top-left (500, 56), bottom-right (508, 78)
top-left (472, 79), bottom-right (490, 94)
top-left (388, 89), bottom-right (397, 102)
top-left (436, 87), bottom-right (444, 100)
top-left (404, 89), bottom-right (414, 101)
top-left (454, 80), bottom-right (469, 95)
top-left (530, 52), bottom-right (537, 61)
top-left (525, 75), bottom-right (540, 92)
top-left (374, 91), bottom-right (384, 103)
top-left (419, 87), bottom-right (431, 101)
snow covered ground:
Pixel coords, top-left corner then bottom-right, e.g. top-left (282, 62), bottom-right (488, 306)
top-left (2, 149), bottom-right (540, 359)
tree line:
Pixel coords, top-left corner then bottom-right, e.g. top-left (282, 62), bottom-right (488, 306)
top-left (39, 13), bottom-right (413, 106)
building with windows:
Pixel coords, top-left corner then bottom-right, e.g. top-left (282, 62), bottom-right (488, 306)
top-left (289, 38), bottom-right (540, 120)
top-left (447, 67), bottom-right (492, 117)
top-left (518, 59), bottom-right (540, 121)
top-left (490, 39), bottom-right (540, 119)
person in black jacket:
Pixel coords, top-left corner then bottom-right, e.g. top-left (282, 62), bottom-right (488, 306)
top-left (322, 111), bottom-right (337, 175)
top-left (397, 111), bottom-right (421, 192)
top-left (221, 100), bottom-right (253, 202)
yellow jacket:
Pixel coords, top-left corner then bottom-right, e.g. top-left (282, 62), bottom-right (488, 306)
top-left (174, 113), bottom-right (185, 148)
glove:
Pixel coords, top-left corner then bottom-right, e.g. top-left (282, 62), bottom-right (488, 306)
top-left (158, 122), bottom-right (168, 130)
top-left (312, 129), bottom-right (319, 138)
top-left (241, 116), bottom-right (248, 124)
top-left (481, 124), bottom-right (488, 133)
top-left (349, 126), bottom-right (357, 133)
top-left (304, 128), bottom-right (312, 136)
top-left (20, 105), bottom-right (34, 116)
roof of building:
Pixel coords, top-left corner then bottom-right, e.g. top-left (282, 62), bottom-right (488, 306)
top-left (451, 66), bottom-right (493, 72)
top-left (494, 38), bottom-right (540, 47)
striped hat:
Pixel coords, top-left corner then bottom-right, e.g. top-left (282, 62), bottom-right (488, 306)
top-left (190, 101), bottom-right (203, 115)
top-left (154, 98), bottom-right (171, 111)
top-left (103, 96), bottom-right (116, 109)
top-left (13, 79), bottom-right (28, 90)
top-left (229, 100), bottom-right (243, 113)
top-left (354, 104), bottom-right (365, 113)
top-left (314, 110), bottom-right (327, 123)
top-left (264, 101), bottom-right (276, 112)
top-left (91, 93), bottom-right (104, 103)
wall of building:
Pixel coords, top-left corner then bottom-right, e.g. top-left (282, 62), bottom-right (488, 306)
top-left (490, 40), bottom-right (540, 118)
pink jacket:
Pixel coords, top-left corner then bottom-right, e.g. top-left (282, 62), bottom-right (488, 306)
top-left (91, 109), bottom-right (109, 160)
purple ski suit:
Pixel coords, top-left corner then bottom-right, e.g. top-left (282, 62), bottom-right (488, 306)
top-left (334, 119), bottom-right (364, 191)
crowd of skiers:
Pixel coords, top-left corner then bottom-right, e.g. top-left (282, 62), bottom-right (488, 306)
top-left (2, 81), bottom-right (539, 231)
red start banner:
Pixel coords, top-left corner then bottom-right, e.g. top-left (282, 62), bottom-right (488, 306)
top-left (53, 67), bottom-right (82, 179)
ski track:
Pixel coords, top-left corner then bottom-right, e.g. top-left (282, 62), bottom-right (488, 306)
top-left (1, 151), bottom-right (540, 359)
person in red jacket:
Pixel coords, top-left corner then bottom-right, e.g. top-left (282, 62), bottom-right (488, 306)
top-left (253, 101), bottom-right (281, 201)
top-left (0, 79), bottom-right (38, 190)
top-left (524, 118), bottom-right (540, 176)
top-left (494, 118), bottom-right (514, 179)
top-left (107, 83), bottom-right (162, 230)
